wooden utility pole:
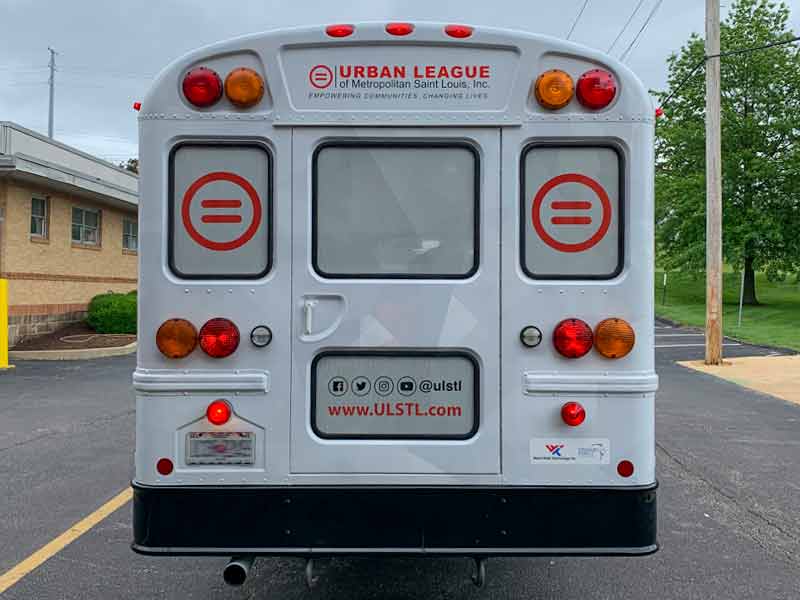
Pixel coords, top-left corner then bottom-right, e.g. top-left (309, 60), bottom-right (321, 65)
top-left (705, 0), bottom-right (723, 365)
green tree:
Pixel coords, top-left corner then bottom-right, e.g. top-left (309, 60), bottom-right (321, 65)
top-left (655, 0), bottom-right (800, 304)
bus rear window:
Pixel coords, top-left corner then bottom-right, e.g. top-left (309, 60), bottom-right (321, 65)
top-left (313, 143), bottom-right (479, 279)
top-left (521, 145), bottom-right (623, 280)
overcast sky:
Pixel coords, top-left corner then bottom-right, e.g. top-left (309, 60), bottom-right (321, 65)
top-left (1, 0), bottom-right (799, 164)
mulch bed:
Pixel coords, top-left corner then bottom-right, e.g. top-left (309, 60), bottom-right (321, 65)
top-left (12, 321), bottom-right (136, 351)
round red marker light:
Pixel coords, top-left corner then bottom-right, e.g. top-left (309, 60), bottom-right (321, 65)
top-left (326, 24), bottom-right (355, 37)
top-left (207, 399), bottom-right (232, 426)
top-left (156, 458), bottom-right (174, 476)
top-left (182, 67), bottom-right (222, 108)
top-left (561, 402), bottom-right (586, 427)
top-left (386, 22), bottom-right (414, 36)
top-left (553, 318), bottom-right (594, 358)
top-left (617, 460), bottom-right (635, 478)
top-left (576, 69), bottom-right (617, 110)
top-left (444, 24), bottom-right (474, 38)
top-left (199, 318), bottom-right (240, 358)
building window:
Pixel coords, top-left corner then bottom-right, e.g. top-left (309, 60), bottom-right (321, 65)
top-left (72, 207), bottom-right (101, 245)
top-left (30, 197), bottom-right (49, 238)
top-left (123, 218), bottom-right (138, 251)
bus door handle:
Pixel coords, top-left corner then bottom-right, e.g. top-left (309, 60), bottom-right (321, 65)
top-left (303, 299), bottom-right (318, 335)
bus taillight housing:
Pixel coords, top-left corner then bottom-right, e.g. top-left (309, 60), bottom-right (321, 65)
top-left (576, 69), bottom-right (617, 110)
top-left (182, 67), bottom-right (223, 108)
top-left (199, 318), bottom-right (240, 358)
top-left (553, 318), bottom-right (593, 358)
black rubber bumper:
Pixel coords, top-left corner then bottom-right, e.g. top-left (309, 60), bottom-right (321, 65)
top-left (132, 482), bottom-right (657, 557)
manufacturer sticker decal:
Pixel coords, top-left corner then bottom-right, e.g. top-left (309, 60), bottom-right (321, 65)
top-left (530, 438), bottom-right (611, 464)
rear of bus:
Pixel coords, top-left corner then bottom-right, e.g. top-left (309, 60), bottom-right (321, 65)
top-left (133, 22), bottom-right (657, 559)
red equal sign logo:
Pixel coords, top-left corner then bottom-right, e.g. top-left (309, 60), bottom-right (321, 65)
top-left (550, 200), bottom-right (593, 225)
top-left (309, 65), bottom-right (334, 89)
top-left (200, 199), bottom-right (243, 223)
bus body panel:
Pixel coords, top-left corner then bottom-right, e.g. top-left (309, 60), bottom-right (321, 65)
top-left (133, 22), bottom-right (658, 554)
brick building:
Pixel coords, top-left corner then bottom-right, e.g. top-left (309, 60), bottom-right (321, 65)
top-left (0, 122), bottom-right (139, 345)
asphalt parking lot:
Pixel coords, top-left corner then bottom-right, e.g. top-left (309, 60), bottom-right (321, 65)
top-left (1, 330), bottom-right (798, 599)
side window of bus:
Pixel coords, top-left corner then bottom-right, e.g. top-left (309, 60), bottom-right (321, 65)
top-left (521, 145), bottom-right (623, 280)
top-left (312, 143), bottom-right (479, 279)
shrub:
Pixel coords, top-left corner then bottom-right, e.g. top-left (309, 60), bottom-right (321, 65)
top-left (87, 292), bottom-right (137, 334)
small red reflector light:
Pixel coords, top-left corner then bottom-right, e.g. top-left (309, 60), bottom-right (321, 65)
top-left (576, 69), bottom-right (617, 110)
top-left (553, 318), bottom-right (594, 358)
top-left (386, 22), bottom-right (414, 36)
top-left (444, 24), bottom-right (474, 38)
top-left (199, 318), bottom-right (240, 358)
top-left (617, 460), bottom-right (635, 478)
top-left (207, 400), bottom-right (232, 426)
top-left (561, 402), bottom-right (586, 427)
top-left (655, 107), bottom-right (664, 118)
top-left (326, 24), bottom-right (355, 37)
top-left (156, 458), bottom-right (173, 476)
top-left (132, 101), bottom-right (141, 111)
top-left (182, 67), bottom-right (222, 108)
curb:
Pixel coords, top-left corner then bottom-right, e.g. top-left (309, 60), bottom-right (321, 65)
top-left (655, 315), bottom-right (798, 356)
top-left (8, 341), bottom-right (137, 361)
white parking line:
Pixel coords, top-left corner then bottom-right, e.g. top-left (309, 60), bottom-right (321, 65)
top-left (655, 343), bottom-right (741, 348)
top-left (655, 333), bottom-right (705, 337)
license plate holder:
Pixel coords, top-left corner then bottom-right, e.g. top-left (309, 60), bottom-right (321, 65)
top-left (186, 431), bottom-right (255, 465)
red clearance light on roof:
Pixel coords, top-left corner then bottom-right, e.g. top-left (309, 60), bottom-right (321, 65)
top-left (553, 318), bottom-right (594, 358)
top-left (655, 107), bottom-right (664, 118)
top-left (132, 101), bottom-right (141, 111)
top-left (182, 67), bottom-right (223, 108)
top-left (326, 23), bottom-right (355, 37)
top-left (444, 24), bottom-right (473, 38)
top-left (561, 402), bottom-right (586, 427)
top-left (576, 68), bottom-right (617, 110)
top-left (206, 399), bottom-right (232, 426)
top-left (386, 22), bottom-right (414, 36)
top-left (199, 318), bottom-right (240, 358)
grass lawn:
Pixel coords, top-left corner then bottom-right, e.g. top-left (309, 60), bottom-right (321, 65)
top-left (655, 271), bottom-right (800, 351)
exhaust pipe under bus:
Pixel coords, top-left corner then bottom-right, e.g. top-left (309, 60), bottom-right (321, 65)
top-left (223, 556), bottom-right (255, 586)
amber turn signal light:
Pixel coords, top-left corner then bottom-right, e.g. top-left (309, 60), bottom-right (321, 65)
top-left (156, 318), bottom-right (198, 359)
top-left (535, 69), bottom-right (574, 110)
top-left (594, 318), bottom-right (635, 358)
top-left (224, 67), bottom-right (265, 108)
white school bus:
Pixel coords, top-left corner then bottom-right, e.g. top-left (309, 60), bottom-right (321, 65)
top-left (132, 21), bottom-right (658, 587)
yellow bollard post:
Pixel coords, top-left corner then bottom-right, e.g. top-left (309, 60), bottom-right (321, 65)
top-left (0, 278), bottom-right (13, 370)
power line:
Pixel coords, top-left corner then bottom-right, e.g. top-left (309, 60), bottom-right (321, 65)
top-left (619, 0), bottom-right (665, 62)
top-left (567, 0), bottom-right (590, 40)
top-left (608, 0), bottom-right (647, 53)
top-left (658, 35), bottom-right (800, 111)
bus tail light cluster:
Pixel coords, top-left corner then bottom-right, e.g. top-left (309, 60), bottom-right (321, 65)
top-left (157, 317), bottom-right (240, 359)
top-left (534, 68), bottom-right (616, 111)
top-left (183, 66), bottom-right (264, 109)
top-left (551, 317), bottom-right (635, 359)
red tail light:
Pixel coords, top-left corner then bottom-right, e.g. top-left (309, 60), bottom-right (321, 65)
top-left (182, 67), bottom-right (223, 108)
top-left (199, 318), bottom-right (240, 358)
top-left (444, 24), bottom-right (474, 38)
top-left (576, 69), bottom-right (617, 110)
top-left (561, 402), bottom-right (586, 426)
top-left (553, 318), bottom-right (593, 358)
top-left (617, 460), bottom-right (635, 478)
top-left (206, 400), bottom-right (232, 426)
top-left (386, 22), bottom-right (414, 36)
top-left (156, 458), bottom-right (174, 476)
top-left (326, 24), bottom-right (355, 37)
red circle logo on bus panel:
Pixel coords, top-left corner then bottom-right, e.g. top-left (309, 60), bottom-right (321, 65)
top-left (309, 65), bottom-right (334, 89)
top-left (181, 171), bottom-right (262, 251)
top-left (531, 173), bottom-right (612, 253)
